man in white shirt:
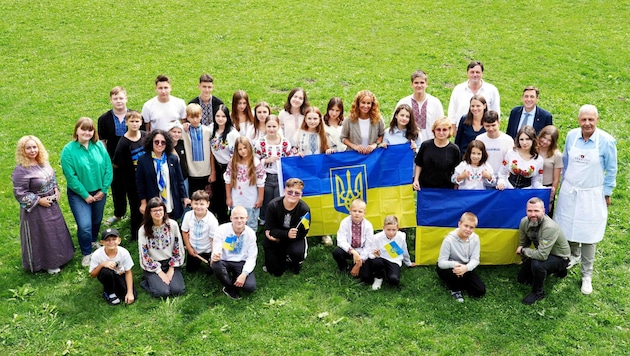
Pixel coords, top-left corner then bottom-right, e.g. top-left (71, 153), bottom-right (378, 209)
top-left (448, 61), bottom-right (501, 133)
top-left (142, 75), bottom-right (186, 132)
top-left (476, 111), bottom-right (514, 189)
top-left (395, 70), bottom-right (445, 143)
top-left (211, 206), bottom-right (258, 300)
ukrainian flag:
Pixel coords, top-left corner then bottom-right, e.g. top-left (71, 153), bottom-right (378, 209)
top-left (415, 188), bottom-right (550, 265)
top-left (385, 240), bottom-right (404, 258)
top-left (298, 212), bottom-right (310, 230)
top-left (280, 145), bottom-right (415, 236)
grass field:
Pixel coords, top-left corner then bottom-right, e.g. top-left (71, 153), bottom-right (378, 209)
top-left (0, 1), bottom-right (629, 355)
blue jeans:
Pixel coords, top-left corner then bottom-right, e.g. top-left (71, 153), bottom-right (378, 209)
top-left (67, 189), bottom-right (107, 255)
top-left (245, 207), bottom-right (259, 231)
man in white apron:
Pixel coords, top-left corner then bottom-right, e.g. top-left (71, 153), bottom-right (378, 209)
top-left (554, 104), bottom-right (617, 295)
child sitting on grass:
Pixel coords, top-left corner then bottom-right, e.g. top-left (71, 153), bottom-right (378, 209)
top-left (89, 228), bottom-right (136, 305)
top-left (181, 190), bottom-right (218, 275)
top-left (366, 215), bottom-right (416, 290)
top-left (436, 212), bottom-right (486, 303)
top-left (332, 199), bottom-right (373, 282)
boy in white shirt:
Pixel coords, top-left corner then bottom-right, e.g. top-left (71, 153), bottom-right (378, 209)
top-left (366, 215), bottom-right (416, 290)
top-left (89, 228), bottom-right (136, 305)
top-left (211, 206), bottom-right (258, 300)
top-left (332, 199), bottom-right (373, 282)
top-left (476, 111), bottom-right (514, 189)
top-left (181, 190), bottom-right (218, 274)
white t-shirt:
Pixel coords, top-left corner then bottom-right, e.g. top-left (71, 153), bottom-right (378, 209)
top-left (476, 132), bottom-right (514, 185)
top-left (141, 96), bottom-right (186, 131)
top-left (89, 246), bottom-right (134, 275)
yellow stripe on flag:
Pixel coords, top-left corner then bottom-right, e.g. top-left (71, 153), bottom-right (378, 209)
top-left (301, 185), bottom-right (416, 236)
top-left (415, 227), bottom-right (521, 265)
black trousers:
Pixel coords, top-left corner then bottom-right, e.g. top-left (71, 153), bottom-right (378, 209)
top-left (111, 167), bottom-right (127, 218)
top-left (332, 247), bottom-right (371, 283)
top-left (97, 267), bottom-right (137, 299)
top-left (518, 255), bottom-right (568, 293)
top-left (211, 260), bottom-right (256, 293)
top-left (263, 238), bottom-right (307, 276)
top-left (436, 265), bottom-right (486, 297)
top-left (367, 258), bottom-right (402, 286)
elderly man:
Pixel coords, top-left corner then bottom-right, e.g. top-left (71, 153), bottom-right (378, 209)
top-left (516, 198), bottom-right (570, 305)
top-left (505, 86), bottom-right (553, 138)
top-left (447, 60), bottom-right (501, 133)
top-left (211, 206), bottom-right (258, 300)
top-left (554, 104), bottom-right (617, 295)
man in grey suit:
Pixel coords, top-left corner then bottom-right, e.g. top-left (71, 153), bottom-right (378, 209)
top-left (506, 86), bottom-right (553, 138)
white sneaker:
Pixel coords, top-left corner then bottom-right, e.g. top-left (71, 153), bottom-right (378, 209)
top-left (371, 278), bottom-right (383, 291)
top-left (92, 241), bottom-right (102, 250)
top-left (581, 277), bottom-right (593, 295)
top-left (47, 268), bottom-right (61, 274)
top-left (81, 254), bottom-right (92, 267)
top-left (322, 235), bottom-right (333, 246)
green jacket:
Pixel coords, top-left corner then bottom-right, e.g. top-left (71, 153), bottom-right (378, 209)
top-left (520, 215), bottom-right (570, 261)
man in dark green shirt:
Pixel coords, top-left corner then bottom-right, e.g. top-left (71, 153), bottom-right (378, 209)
top-left (516, 197), bottom-right (570, 305)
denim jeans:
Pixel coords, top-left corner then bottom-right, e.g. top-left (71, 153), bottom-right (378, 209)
top-left (244, 207), bottom-right (259, 231)
top-left (67, 189), bottom-right (107, 255)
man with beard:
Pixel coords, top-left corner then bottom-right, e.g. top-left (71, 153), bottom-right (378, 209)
top-left (516, 197), bottom-right (570, 305)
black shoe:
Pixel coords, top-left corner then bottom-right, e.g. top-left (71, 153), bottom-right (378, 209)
top-left (222, 286), bottom-right (241, 300)
top-left (522, 291), bottom-right (545, 305)
top-left (290, 263), bottom-right (301, 275)
top-left (555, 268), bottom-right (568, 278)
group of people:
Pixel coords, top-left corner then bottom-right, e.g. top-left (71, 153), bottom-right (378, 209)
top-left (11, 62), bottom-right (617, 305)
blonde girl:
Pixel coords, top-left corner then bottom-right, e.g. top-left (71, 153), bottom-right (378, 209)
top-left (224, 136), bottom-right (266, 230)
top-left (254, 115), bottom-right (292, 224)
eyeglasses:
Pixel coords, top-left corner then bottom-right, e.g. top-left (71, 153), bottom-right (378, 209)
top-left (153, 140), bottom-right (166, 146)
top-left (150, 208), bottom-right (164, 214)
top-left (286, 190), bottom-right (302, 197)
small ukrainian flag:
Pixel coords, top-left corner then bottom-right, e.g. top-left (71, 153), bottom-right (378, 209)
top-left (298, 212), bottom-right (310, 230)
top-left (385, 241), bottom-right (403, 258)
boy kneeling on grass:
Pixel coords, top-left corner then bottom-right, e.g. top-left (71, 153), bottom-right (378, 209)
top-left (181, 190), bottom-right (218, 275)
top-left (89, 228), bottom-right (136, 305)
top-left (436, 212), bottom-right (486, 303)
top-left (366, 215), bottom-right (416, 290)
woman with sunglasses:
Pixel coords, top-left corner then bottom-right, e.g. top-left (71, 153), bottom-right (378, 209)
top-left (136, 130), bottom-right (190, 221)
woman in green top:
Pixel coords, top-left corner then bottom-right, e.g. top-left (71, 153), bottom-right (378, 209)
top-left (61, 117), bottom-right (113, 267)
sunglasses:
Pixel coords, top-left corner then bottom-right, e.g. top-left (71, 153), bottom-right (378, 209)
top-left (153, 140), bottom-right (166, 146)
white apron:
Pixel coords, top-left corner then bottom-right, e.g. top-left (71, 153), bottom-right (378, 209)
top-left (555, 131), bottom-right (607, 243)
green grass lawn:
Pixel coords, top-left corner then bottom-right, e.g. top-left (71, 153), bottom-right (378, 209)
top-left (1, 0), bottom-right (629, 355)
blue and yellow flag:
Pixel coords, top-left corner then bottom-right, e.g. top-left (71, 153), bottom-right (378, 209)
top-left (415, 188), bottom-right (550, 265)
top-left (280, 145), bottom-right (415, 236)
top-left (222, 235), bottom-right (237, 252)
top-left (298, 212), bottom-right (310, 230)
top-left (385, 240), bottom-right (404, 258)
